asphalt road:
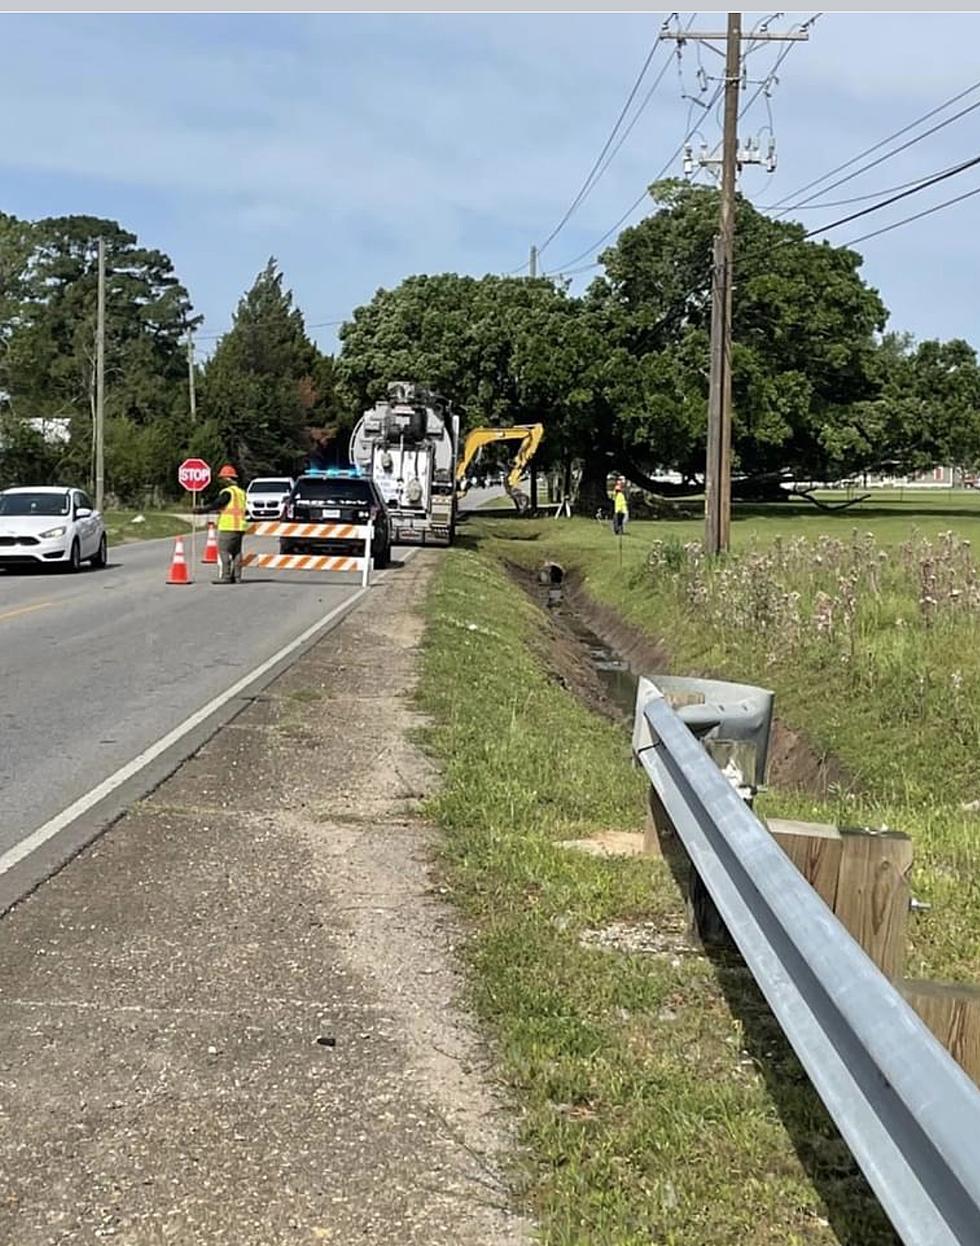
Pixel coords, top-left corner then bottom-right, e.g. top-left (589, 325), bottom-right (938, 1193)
top-left (0, 533), bottom-right (373, 861)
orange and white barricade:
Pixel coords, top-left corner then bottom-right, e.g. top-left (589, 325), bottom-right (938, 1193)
top-left (243, 521), bottom-right (374, 587)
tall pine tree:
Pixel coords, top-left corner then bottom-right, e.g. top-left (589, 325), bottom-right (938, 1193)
top-left (200, 259), bottom-right (330, 476)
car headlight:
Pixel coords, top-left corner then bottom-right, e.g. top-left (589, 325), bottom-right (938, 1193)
top-left (39, 526), bottom-right (67, 538)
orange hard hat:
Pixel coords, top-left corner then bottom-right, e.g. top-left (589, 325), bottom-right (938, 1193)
top-left (218, 464), bottom-right (238, 479)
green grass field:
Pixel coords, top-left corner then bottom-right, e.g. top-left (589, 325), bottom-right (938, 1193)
top-left (473, 495), bottom-right (980, 982)
top-left (104, 510), bottom-right (192, 544)
top-left (417, 493), bottom-right (980, 1241)
top-left (418, 545), bottom-right (900, 1245)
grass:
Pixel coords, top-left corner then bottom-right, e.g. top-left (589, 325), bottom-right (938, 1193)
top-left (471, 494), bottom-right (980, 984)
top-left (104, 509), bottom-right (192, 544)
top-left (417, 546), bottom-right (897, 1245)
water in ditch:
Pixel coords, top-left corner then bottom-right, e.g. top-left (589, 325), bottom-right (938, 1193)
top-left (542, 579), bottom-right (639, 724)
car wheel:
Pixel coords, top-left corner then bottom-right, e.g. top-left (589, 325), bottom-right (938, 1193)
top-left (66, 539), bottom-right (81, 573)
top-left (90, 533), bottom-right (108, 568)
top-left (374, 542), bottom-right (390, 570)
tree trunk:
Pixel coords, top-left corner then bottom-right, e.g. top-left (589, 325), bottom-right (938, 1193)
top-left (575, 453), bottom-right (613, 516)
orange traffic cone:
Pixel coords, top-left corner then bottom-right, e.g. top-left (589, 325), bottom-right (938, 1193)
top-left (202, 520), bottom-right (218, 564)
top-left (167, 536), bottom-right (191, 585)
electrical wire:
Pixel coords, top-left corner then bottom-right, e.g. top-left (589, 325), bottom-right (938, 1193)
top-left (586, 12), bottom-right (699, 202)
top-left (193, 318), bottom-right (345, 341)
top-left (737, 12), bottom-right (819, 121)
top-left (776, 162), bottom-right (980, 210)
top-left (800, 153), bottom-right (980, 240)
top-left (842, 182), bottom-right (980, 248)
top-left (762, 77), bottom-right (980, 212)
top-left (534, 17), bottom-right (677, 258)
top-left (545, 80), bottom-right (725, 276)
top-left (547, 15), bottom-right (817, 280)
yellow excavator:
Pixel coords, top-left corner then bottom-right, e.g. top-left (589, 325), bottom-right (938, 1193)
top-left (455, 424), bottom-right (544, 513)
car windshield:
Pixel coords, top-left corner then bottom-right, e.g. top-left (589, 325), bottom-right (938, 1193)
top-left (0, 491), bottom-right (70, 517)
top-left (249, 479), bottom-right (292, 492)
top-left (294, 479), bottom-right (372, 505)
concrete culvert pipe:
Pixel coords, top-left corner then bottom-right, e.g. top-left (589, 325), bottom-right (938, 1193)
top-left (538, 561), bottom-right (565, 586)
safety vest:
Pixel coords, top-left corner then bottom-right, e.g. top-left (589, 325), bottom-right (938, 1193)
top-left (614, 491), bottom-right (628, 514)
top-left (217, 484), bottom-right (248, 532)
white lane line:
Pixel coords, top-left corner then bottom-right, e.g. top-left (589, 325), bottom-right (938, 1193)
top-left (0, 586), bottom-right (368, 878)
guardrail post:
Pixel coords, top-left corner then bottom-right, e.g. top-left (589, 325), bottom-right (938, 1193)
top-left (767, 818), bottom-right (912, 980)
top-left (643, 786), bottom-right (674, 857)
top-left (900, 981), bottom-right (980, 1087)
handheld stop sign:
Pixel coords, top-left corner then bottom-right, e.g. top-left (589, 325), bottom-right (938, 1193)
top-left (178, 458), bottom-right (211, 576)
top-left (178, 458), bottom-right (211, 492)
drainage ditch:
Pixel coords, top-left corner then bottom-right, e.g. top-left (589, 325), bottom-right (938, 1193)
top-left (513, 556), bottom-right (853, 798)
top-left (530, 560), bottom-right (639, 726)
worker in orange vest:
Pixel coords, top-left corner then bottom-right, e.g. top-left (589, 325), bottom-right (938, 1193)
top-left (211, 464), bottom-right (248, 584)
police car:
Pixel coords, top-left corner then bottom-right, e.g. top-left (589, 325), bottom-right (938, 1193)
top-left (280, 469), bottom-right (392, 569)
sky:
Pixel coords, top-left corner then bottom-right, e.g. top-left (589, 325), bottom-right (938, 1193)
top-left (1, 11), bottom-right (978, 357)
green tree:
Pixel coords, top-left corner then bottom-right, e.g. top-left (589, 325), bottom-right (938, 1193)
top-left (590, 182), bottom-right (890, 488)
top-left (0, 214), bottom-right (197, 500)
top-left (0, 413), bottom-right (61, 487)
top-left (337, 272), bottom-right (620, 494)
top-left (850, 335), bottom-right (980, 476)
top-left (199, 259), bottom-right (329, 476)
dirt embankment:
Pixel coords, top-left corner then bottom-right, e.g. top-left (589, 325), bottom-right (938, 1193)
top-left (506, 557), bottom-right (853, 799)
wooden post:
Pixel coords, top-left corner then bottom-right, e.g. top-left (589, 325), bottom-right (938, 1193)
top-left (767, 818), bottom-right (912, 980)
top-left (900, 980), bottom-right (980, 1088)
top-left (643, 785), bottom-right (674, 858)
top-left (688, 870), bottom-right (735, 952)
top-left (836, 827), bottom-right (913, 981)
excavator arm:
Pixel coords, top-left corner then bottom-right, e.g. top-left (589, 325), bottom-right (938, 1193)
top-left (455, 424), bottom-right (544, 512)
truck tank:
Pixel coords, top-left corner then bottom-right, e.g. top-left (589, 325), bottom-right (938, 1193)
top-left (349, 381), bottom-right (459, 547)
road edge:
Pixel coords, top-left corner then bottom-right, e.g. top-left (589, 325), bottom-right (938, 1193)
top-left (0, 585), bottom-right (371, 917)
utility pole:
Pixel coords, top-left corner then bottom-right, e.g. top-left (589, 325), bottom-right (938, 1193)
top-left (663, 15), bottom-right (808, 554)
top-left (710, 11), bottom-right (741, 556)
top-left (95, 237), bottom-right (106, 513)
top-left (186, 329), bottom-right (197, 423)
top-left (529, 244), bottom-right (538, 278)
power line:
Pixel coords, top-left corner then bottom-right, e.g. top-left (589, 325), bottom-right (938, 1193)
top-left (194, 317), bottom-right (345, 341)
top-left (770, 167), bottom-right (970, 210)
top-left (843, 182), bottom-right (980, 248)
top-left (778, 96), bottom-right (980, 216)
top-left (546, 14), bottom-right (816, 280)
top-left (545, 81), bottom-right (726, 275)
top-left (583, 12), bottom-right (699, 202)
top-left (762, 77), bottom-right (980, 213)
top-left (738, 13), bottom-right (820, 121)
top-left (800, 153), bottom-right (980, 240)
top-left (534, 18), bottom-right (677, 258)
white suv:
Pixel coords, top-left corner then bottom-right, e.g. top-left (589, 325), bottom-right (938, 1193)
top-left (246, 477), bottom-right (294, 521)
top-left (0, 486), bottom-right (107, 571)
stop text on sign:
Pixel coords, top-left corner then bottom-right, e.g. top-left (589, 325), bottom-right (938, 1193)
top-left (178, 458), bottom-right (211, 492)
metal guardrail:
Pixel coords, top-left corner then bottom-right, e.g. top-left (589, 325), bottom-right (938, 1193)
top-left (632, 675), bottom-right (980, 1246)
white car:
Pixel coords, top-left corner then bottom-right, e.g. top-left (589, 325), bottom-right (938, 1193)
top-left (0, 486), bottom-right (107, 571)
top-left (245, 476), bottom-right (294, 521)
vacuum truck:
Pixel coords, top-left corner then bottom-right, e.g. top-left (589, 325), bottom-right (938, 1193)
top-left (348, 381), bottom-right (459, 547)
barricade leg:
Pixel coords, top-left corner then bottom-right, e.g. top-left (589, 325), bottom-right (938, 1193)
top-left (362, 523), bottom-right (373, 588)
